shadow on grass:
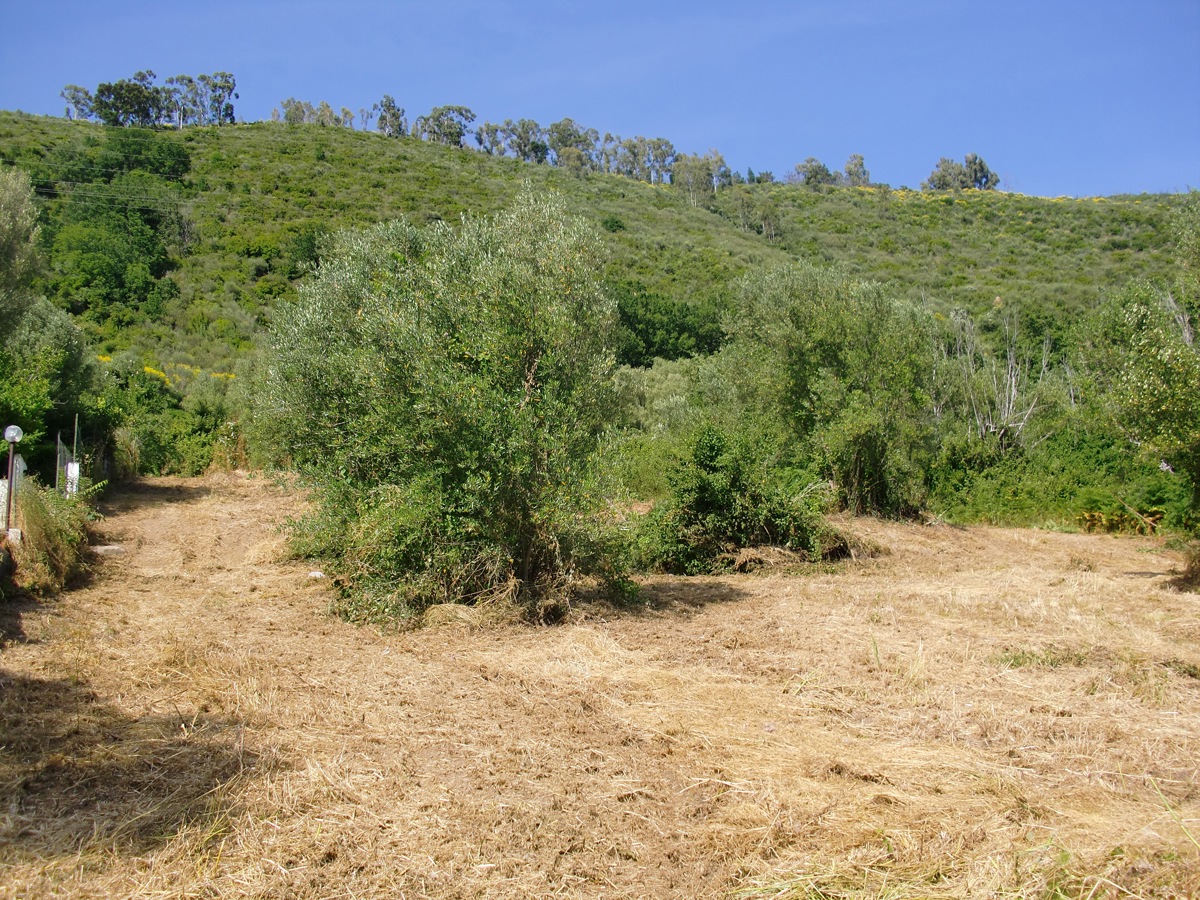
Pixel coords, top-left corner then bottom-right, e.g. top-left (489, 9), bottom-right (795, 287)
top-left (96, 479), bottom-right (213, 518)
top-left (0, 592), bottom-right (38, 648)
top-left (0, 668), bottom-right (262, 858)
top-left (575, 576), bottom-right (756, 620)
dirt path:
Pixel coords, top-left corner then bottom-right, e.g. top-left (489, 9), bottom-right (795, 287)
top-left (1, 474), bottom-right (1198, 899)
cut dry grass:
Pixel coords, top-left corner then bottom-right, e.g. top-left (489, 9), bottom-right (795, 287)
top-left (1, 476), bottom-right (1197, 898)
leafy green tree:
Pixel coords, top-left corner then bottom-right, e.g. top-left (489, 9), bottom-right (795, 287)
top-left (1095, 282), bottom-right (1200, 507)
top-left (843, 153), bottom-right (870, 186)
top-left (647, 138), bottom-right (675, 183)
top-left (257, 190), bottom-right (620, 615)
top-left (63, 70), bottom-right (236, 127)
top-left (0, 170), bottom-right (104, 464)
top-left (616, 136), bottom-right (649, 181)
top-left (923, 153), bottom-right (998, 190)
top-left (502, 118), bottom-right (547, 163)
top-left (375, 95), bottom-right (407, 136)
top-left (196, 71), bottom-right (238, 124)
top-left (0, 168), bottom-right (40, 330)
top-left (280, 98), bottom-right (316, 124)
top-left (547, 118), bottom-right (599, 169)
top-left (964, 153), bottom-right (999, 190)
top-left (599, 132), bottom-right (620, 173)
top-left (474, 121), bottom-right (505, 155)
top-left (163, 74), bottom-right (199, 128)
top-left (60, 84), bottom-right (93, 121)
top-left (725, 263), bottom-right (937, 514)
top-left (92, 72), bottom-right (164, 127)
top-left (315, 101), bottom-right (339, 126)
top-left (612, 281), bottom-right (723, 367)
top-left (414, 105), bottom-right (475, 147)
top-left (1086, 196), bottom-right (1200, 510)
top-left (792, 157), bottom-right (839, 188)
top-left (671, 150), bottom-right (728, 206)
top-left (923, 157), bottom-right (966, 190)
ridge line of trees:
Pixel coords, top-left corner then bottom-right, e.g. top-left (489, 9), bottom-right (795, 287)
top-left (62, 71), bottom-right (238, 128)
top-left (61, 73), bottom-right (998, 196)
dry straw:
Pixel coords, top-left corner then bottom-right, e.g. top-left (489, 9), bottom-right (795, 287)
top-left (1, 475), bottom-right (1197, 898)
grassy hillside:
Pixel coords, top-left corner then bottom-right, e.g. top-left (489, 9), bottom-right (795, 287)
top-left (0, 112), bottom-right (787, 369)
top-left (721, 184), bottom-right (1180, 338)
top-left (0, 110), bottom-right (1186, 372)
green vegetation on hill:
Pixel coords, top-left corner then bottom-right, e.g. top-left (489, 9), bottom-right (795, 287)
top-left (1, 111), bottom-right (1183, 371)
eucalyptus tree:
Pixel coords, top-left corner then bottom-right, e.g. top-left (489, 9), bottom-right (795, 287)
top-left (671, 151), bottom-right (729, 206)
top-left (648, 138), bottom-right (676, 183)
top-left (502, 118), bottom-right (548, 163)
top-left (414, 105), bottom-right (475, 147)
top-left (163, 74), bottom-right (199, 127)
top-left (60, 84), bottom-right (93, 121)
top-left (375, 95), bottom-right (406, 136)
top-left (475, 121), bottom-right (505, 155)
top-left (547, 118), bottom-right (599, 169)
top-left (196, 71), bottom-right (238, 124)
top-left (1091, 200), bottom-right (1200, 507)
top-left (792, 157), bottom-right (838, 188)
top-left (62, 70), bottom-right (237, 126)
top-left (923, 153), bottom-right (998, 190)
top-left (843, 153), bottom-right (870, 186)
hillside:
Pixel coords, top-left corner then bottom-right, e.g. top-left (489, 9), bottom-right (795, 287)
top-left (1, 473), bottom-right (1196, 897)
top-left (0, 111), bottom-right (1186, 371)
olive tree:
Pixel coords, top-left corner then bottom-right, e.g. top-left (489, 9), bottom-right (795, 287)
top-left (1089, 197), bottom-right (1200, 511)
top-left (1094, 283), bottom-right (1200, 508)
top-left (723, 263), bottom-right (938, 514)
top-left (257, 191), bottom-right (620, 618)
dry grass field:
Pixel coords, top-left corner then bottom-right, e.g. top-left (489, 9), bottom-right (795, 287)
top-left (1, 473), bottom-right (1197, 899)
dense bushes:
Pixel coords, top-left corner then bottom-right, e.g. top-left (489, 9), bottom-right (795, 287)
top-left (722, 263), bottom-right (937, 515)
top-left (612, 280), bottom-right (723, 367)
top-left (99, 361), bottom-right (235, 477)
top-left (634, 424), bottom-right (830, 574)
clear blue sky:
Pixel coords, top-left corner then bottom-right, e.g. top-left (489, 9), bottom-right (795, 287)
top-left (1, 0), bottom-right (1196, 197)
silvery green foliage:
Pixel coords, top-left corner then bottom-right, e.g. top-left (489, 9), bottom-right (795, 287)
top-left (259, 191), bottom-right (619, 616)
top-left (723, 262), bottom-right (937, 515)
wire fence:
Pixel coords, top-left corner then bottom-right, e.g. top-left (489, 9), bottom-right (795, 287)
top-left (55, 432), bottom-right (81, 497)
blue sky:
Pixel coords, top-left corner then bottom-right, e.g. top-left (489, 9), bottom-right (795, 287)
top-left (1, 0), bottom-right (1196, 197)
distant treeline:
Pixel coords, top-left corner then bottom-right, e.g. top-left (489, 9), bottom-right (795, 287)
top-left (60, 71), bottom-right (997, 193)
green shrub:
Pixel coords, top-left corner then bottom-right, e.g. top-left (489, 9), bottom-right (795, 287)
top-left (928, 424), bottom-right (1195, 531)
top-left (634, 424), bottom-right (829, 574)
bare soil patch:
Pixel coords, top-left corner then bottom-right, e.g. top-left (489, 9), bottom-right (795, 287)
top-left (1, 474), bottom-right (1197, 898)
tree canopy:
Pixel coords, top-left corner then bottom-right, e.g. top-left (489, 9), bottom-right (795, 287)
top-left (923, 153), bottom-right (999, 190)
top-left (61, 71), bottom-right (238, 127)
top-left (257, 190), bottom-right (621, 616)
